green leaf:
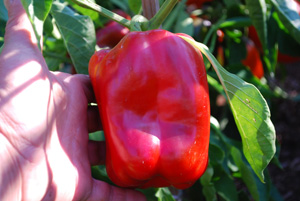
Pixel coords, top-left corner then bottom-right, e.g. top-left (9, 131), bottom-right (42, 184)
top-left (128, 0), bottom-right (142, 14)
top-left (71, 0), bottom-right (131, 28)
top-left (67, 0), bottom-right (100, 21)
top-left (89, 131), bottom-right (105, 141)
top-left (231, 146), bottom-right (268, 201)
top-left (0, 0), bottom-right (8, 21)
top-left (138, 188), bottom-right (158, 201)
top-left (0, 44), bottom-right (3, 55)
top-left (223, 0), bottom-right (241, 8)
top-left (91, 165), bottom-right (113, 185)
top-left (219, 17), bottom-right (252, 29)
top-left (162, 0), bottom-right (186, 31)
top-left (200, 164), bottom-right (217, 201)
top-left (207, 74), bottom-right (226, 96)
top-left (179, 36), bottom-right (276, 183)
top-left (209, 144), bottom-right (225, 164)
top-left (214, 170), bottom-right (239, 201)
top-left (51, 0), bottom-right (96, 74)
top-left (245, 0), bottom-right (276, 73)
top-left (21, 0), bottom-right (53, 51)
top-left (270, 0), bottom-right (300, 44)
top-left (155, 188), bottom-right (175, 201)
top-left (111, 0), bottom-right (128, 11)
top-left (245, 0), bottom-right (267, 50)
top-left (174, 11), bottom-right (194, 36)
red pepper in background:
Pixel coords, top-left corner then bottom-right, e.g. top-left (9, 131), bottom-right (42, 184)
top-left (242, 39), bottom-right (265, 79)
top-left (96, 10), bottom-right (131, 48)
top-left (89, 29), bottom-right (210, 189)
top-left (216, 29), bottom-right (225, 66)
top-left (249, 25), bottom-right (300, 64)
top-left (186, 0), bottom-right (212, 9)
top-left (248, 0), bottom-right (300, 65)
top-left (248, 26), bottom-right (262, 53)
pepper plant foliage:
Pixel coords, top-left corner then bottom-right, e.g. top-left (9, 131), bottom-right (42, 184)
top-left (6, 0), bottom-right (300, 200)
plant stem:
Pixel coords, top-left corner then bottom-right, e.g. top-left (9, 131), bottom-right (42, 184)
top-left (71, 0), bottom-right (131, 28)
top-left (147, 0), bottom-right (179, 30)
top-left (142, 0), bottom-right (160, 20)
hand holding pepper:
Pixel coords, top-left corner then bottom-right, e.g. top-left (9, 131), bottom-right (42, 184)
top-left (0, 0), bottom-right (145, 200)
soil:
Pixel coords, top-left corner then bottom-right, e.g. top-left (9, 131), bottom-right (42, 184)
top-left (268, 62), bottom-right (300, 201)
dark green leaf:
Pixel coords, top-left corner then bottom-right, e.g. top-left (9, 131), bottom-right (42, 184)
top-left (209, 144), bottom-right (225, 164)
top-left (270, 0), bottom-right (300, 44)
top-left (200, 164), bottom-right (217, 201)
top-left (174, 10), bottom-right (193, 36)
top-left (270, 183), bottom-right (284, 201)
top-left (111, 0), bottom-right (128, 11)
top-left (179, 37), bottom-right (276, 183)
top-left (128, 0), bottom-right (142, 14)
top-left (219, 17), bottom-right (252, 29)
top-left (91, 165), bottom-right (113, 185)
top-left (155, 188), bottom-right (175, 201)
top-left (0, 0), bottom-right (8, 21)
top-left (225, 34), bottom-right (246, 65)
top-left (223, 0), bottom-right (241, 8)
top-left (231, 146), bottom-right (268, 201)
top-left (0, 44), bottom-right (3, 55)
top-left (162, 0), bottom-right (186, 31)
top-left (244, 0), bottom-right (276, 73)
top-left (245, 0), bottom-right (267, 50)
top-left (138, 188), bottom-right (159, 201)
top-left (51, 1), bottom-right (96, 74)
top-left (214, 170), bottom-right (238, 201)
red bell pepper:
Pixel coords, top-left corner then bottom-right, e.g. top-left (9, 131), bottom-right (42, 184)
top-left (96, 10), bottom-right (131, 48)
top-left (89, 29), bottom-right (210, 189)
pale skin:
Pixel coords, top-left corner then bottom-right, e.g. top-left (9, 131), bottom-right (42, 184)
top-left (0, 0), bottom-right (146, 200)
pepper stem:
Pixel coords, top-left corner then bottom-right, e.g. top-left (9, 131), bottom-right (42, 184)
top-left (71, 0), bottom-right (131, 28)
top-left (146, 0), bottom-right (179, 30)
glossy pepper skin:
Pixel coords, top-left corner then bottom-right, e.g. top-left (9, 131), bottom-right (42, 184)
top-left (89, 29), bottom-right (210, 189)
top-left (96, 10), bottom-right (131, 48)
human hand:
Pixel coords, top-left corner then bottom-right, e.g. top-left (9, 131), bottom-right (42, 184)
top-left (0, 0), bottom-right (146, 200)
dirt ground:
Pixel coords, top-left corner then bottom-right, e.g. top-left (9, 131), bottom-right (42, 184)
top-left (268, 62), bottom-right (300, 201)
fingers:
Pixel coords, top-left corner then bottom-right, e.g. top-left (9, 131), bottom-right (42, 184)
top-left (70, 74), bottom-right (102, 132)
top-left (72, 74), bottom-right (97, 103)
top-left (88, 180), bottom-right (147, 201)
top-left (88, 141), bottom-right (106, 166)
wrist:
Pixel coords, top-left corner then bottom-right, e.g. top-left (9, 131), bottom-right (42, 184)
top-left (0, 134), bottom-right (22, 200)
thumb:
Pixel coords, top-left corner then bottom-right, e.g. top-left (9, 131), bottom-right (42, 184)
top-left (0, 0), bottom-right (47, 80)
top-left (3, 0), bottom-right (39, 53)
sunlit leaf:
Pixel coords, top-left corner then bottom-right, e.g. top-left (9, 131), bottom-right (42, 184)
top-left (179, 36), bottom-right (276, 183)
top-left (21, 0), bottom-right (52, 50)
top-left (270, 0), bottom-right (300, 44)
top-left (155, 188), bottom-right (175, 201)
top-left (51, 0), bottom-right (96, 74)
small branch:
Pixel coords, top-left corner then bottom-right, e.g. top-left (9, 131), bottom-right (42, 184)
top-left (147, 0), bottom-right (179, 30)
